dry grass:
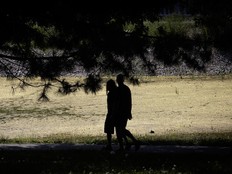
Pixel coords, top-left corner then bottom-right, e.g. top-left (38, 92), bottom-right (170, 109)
top-left (0, 75), bottom-right (232, 140)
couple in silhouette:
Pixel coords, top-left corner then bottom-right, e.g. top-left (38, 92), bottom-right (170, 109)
top-left (104, 74), bottom-right (140, 152)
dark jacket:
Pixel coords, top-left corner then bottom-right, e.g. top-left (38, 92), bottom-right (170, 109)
top-left (115, 84), bottom-right (132, 119)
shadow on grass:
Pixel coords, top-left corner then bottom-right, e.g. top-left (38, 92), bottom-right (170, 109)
top-left (0, 147), bottom-right (232, 174)
top-left (1, 132), bottom-right (232, 173)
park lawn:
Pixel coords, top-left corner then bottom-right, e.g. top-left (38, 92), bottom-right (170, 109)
top-left (0, 75), bottom-right (232, 145)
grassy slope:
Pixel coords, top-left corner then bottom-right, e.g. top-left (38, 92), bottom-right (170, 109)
top-left (0, 75), bottom-right (232, 145)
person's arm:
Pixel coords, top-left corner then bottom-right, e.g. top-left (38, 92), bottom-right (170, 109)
top-left (107, 94), bottom-right (112, 116)
top-left (128, 87), bottom-right (132, 120)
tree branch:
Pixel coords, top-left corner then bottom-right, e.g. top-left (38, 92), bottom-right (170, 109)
top-left (0, 52), bottom-right (77, 61)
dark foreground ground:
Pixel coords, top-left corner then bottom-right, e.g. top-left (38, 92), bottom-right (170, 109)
top-left (0, 144), bottom-right (231, 174)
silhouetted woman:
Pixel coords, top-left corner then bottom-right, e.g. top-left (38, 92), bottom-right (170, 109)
top-left (104, 79), bottom-right (117, 151)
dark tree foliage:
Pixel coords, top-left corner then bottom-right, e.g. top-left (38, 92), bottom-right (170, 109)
top-left (0, 0), bottom-right (231, 99)
top-left (186, 0), bottom-right (232, 50)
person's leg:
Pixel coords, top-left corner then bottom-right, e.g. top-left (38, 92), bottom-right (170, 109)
top-left (106, 133), bottom-right (112, 150)
top-left (124, 129), bottom-right (140, 151)
top-left (120, 118), bottom-right (132, 150)
top-left (104, 117), bottom-right (114, 151)
top-left (116, 126), bottom-right (124, 151)
top-left (123, 135), bottom-right (131, 150)
top-left (124, 129), bottom-right (136, 142)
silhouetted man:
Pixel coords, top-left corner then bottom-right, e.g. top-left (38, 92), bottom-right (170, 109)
top-left (115, 74), bottom-right (140, 151)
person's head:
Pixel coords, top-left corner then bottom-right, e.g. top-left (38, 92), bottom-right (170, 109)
top-left (116, 74), bottom-right (124, 86)
top-left (106, 79), bottom-right (116, 94)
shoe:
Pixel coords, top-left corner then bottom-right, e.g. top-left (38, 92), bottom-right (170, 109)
top-left (125, 143), bottom-right (131, 151)
top-left (103, 145), bottom-right (113, 151)
top-left (135, 141), bottom-right (141, 151)
top-left (115, 147), bottom-right (125, 153)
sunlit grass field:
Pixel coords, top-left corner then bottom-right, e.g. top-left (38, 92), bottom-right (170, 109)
top-left (0, 75), bottom-right (232, 144)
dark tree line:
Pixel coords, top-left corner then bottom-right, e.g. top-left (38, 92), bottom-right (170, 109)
top-left (0, 0), bottom-right (232, 99)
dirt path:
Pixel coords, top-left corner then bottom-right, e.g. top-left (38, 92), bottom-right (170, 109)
top-left (0, 144), bottom-right (231, 156)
